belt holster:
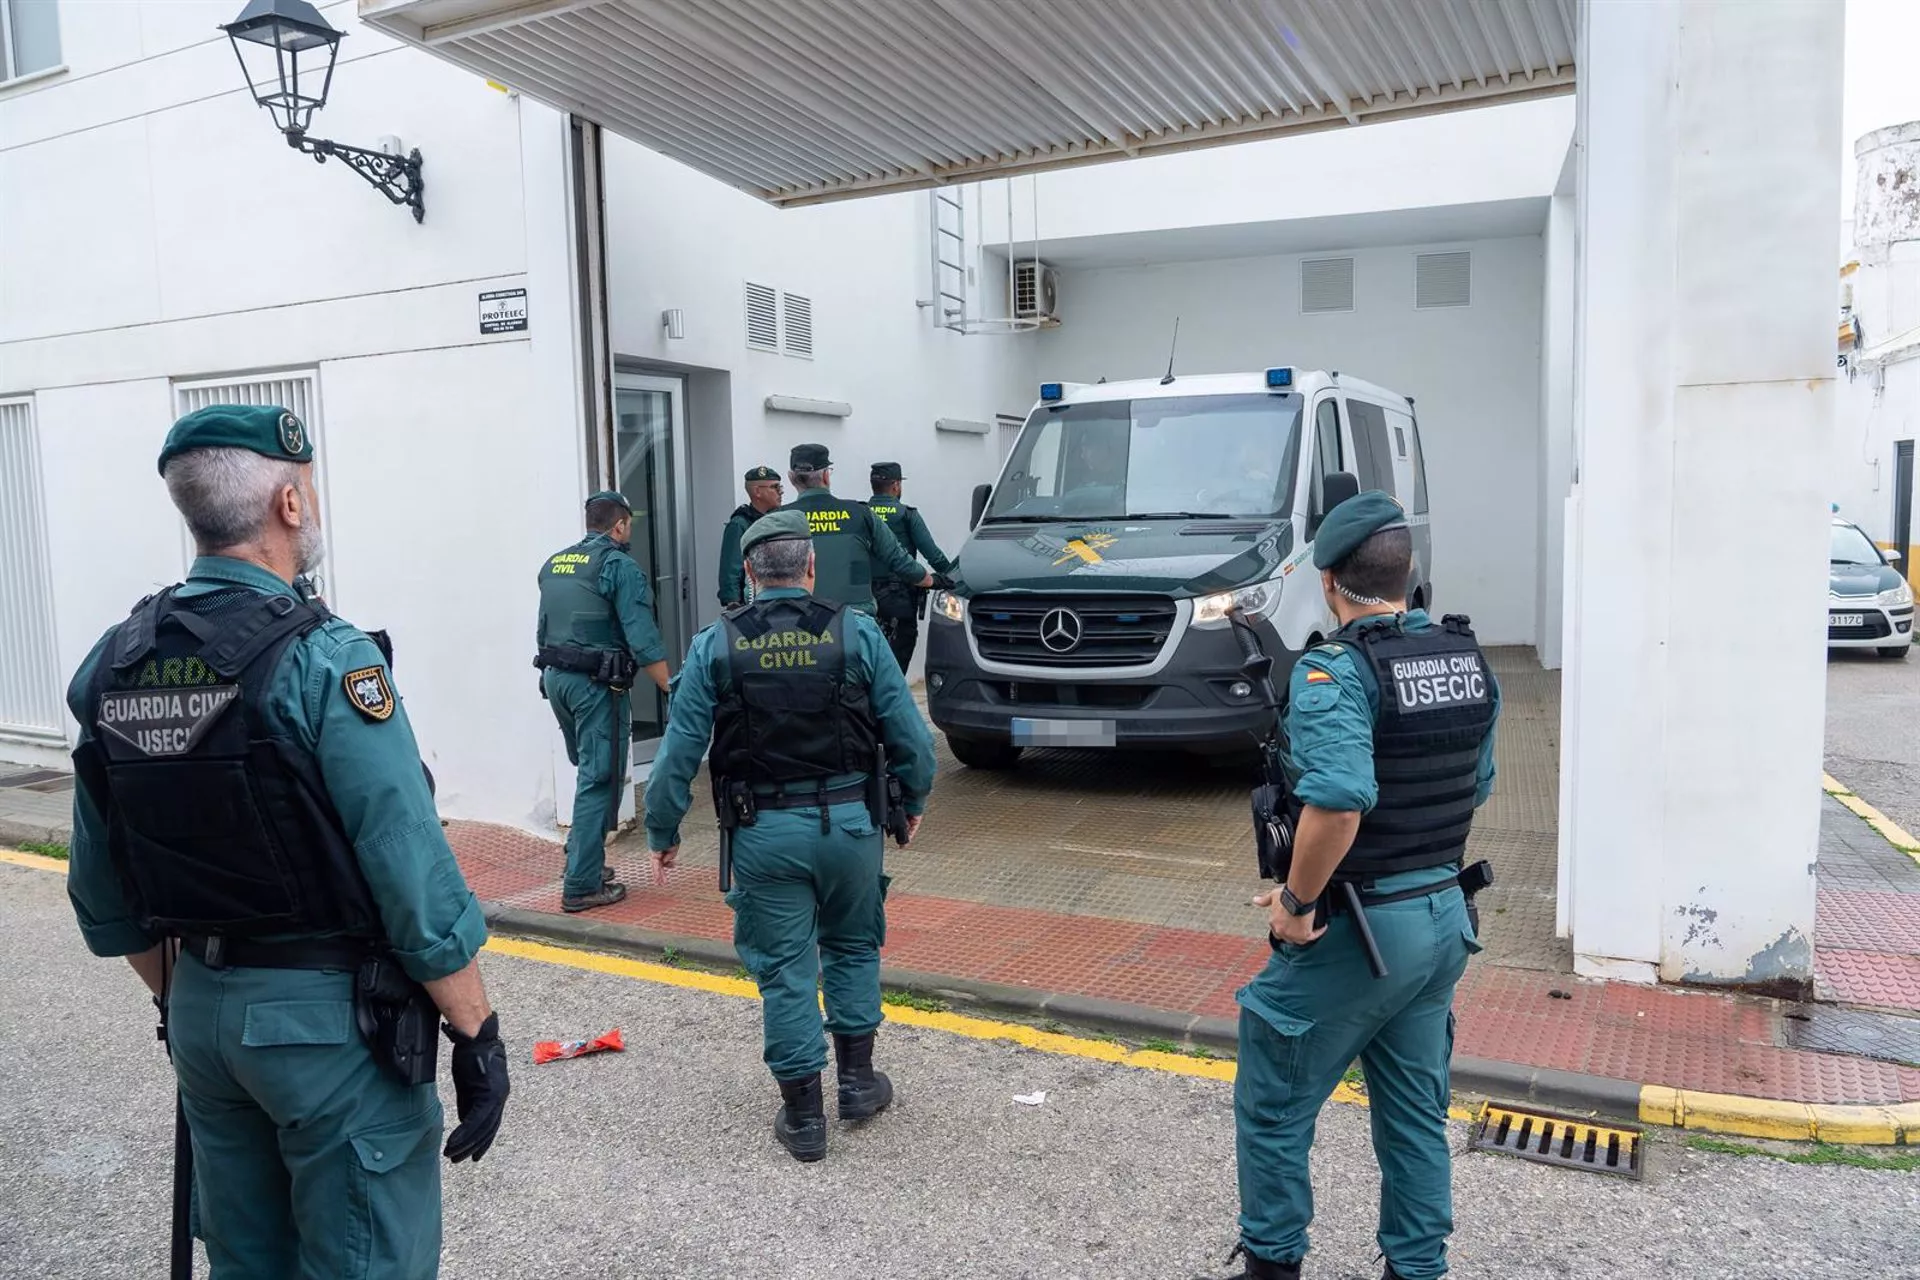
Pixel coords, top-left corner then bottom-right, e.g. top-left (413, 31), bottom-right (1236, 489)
top-left (353, 956), bottom-right (440, 1087)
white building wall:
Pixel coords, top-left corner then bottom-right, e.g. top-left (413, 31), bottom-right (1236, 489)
top-left (1030, 237), bottom-right (1546, 645)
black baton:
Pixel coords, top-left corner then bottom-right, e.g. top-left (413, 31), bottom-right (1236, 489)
top-left (171, 1092), bottom-right (193, 1279)
top-left (718, 825), bottom-right (734, 894)
top-left (1340, 882), bottom-right (1389, 980)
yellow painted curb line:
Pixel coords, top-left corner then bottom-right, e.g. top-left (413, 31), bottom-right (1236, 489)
top-left (1822, 773), bottom-right (1920, 862)
top-left (0, 848), bottom-right (68, 873)
top-left (1641, 1084), bottom-right (1918, 1146)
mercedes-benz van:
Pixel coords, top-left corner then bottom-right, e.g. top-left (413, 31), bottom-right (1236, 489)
top-left (926, 368), bottom-right (1432, 769)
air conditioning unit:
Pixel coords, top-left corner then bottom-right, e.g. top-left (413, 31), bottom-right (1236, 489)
top-left (1014, 261), bottom-right (1059, 322)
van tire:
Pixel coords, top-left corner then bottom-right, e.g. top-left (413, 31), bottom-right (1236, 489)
top-left (947, 734), bottom-right (1023, 770)
top-left (1878, 645), bottom-right (1911, 660)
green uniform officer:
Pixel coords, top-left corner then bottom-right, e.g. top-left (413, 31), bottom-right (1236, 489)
top-left (534, 491), bottom-right (671, 912)
top-left (642, 509), bottom-right (936, 1163)
top-left (717, 465), bottom-right (785, 607)
top-left (780, 443), bottom-right (931, 614)
top-left (866, 461), bottom-right (957, 672)
top-left (66, 405), bottom-right (509, 1280)
top-left (1221, 491), bottom-right (1499, 1280)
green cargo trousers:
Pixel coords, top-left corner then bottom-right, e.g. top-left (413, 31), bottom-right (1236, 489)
top-left (545, 669), bottom-right (631, 898)
top-left (167, 953), bottom-right (444, 1279)
top-left (723, 797), bottom-right (888, 1081)
top-left (1234, 883), bottom-right (1480, 1280)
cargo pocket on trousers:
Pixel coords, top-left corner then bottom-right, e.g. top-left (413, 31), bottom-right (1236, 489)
top-left (1246, 1008), bottom-right (1316, 1093)
top-left (724, 888), bottom-right (765, 982)
top-left (344, 1109), bottom-right (441, 1280)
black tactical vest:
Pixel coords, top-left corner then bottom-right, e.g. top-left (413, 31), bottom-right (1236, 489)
top-left (536, 536), bottom-right (622, 650)
top-left (710, 596), bottom-right (879, 786)
top-left (70, 587), bottom-right (381, 939)
top-left (1339, 614), bottom-right (1496, 879)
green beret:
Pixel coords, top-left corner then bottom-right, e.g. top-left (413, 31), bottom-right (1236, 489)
top-left (744, 465), bottom-right (780, 483)
top-left (586, 490), bottom-right (632, 514)
top-left (157, 404), bottom-right (313, 476)
top-left (1312, 490), bottom-right (1409, 569)
top-left (790, 443), bottom-right (831, 472)
top-left (740, 508), bottom-right (812, 554)
top-left (870, 461), bottom-right (904, 483)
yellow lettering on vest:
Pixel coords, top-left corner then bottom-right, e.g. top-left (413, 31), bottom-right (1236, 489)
top-left (160, 657), bottom-right (183, 686)
top-left (136, 659), bottom-right (161, 688)
top-left (817, 627), bottom-right (835, 645)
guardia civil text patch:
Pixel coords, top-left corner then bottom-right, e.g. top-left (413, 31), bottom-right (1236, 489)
top-left (343, 666), bottom-right (395, 722)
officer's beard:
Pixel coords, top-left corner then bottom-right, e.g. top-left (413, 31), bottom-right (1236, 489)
top-left (295, 502), bottom-right (326, 576)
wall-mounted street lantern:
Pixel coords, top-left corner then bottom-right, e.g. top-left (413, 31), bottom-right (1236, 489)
top-left (221, 0), bottom-right (426, 223)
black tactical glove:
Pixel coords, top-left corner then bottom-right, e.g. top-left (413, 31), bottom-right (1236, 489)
top-left (930, 572), bottom-right (957, 591)
top-left (443, 1013), bottom-right (509, 1164)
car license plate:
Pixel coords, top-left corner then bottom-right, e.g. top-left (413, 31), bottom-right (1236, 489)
top-left (1831, 613), bottom-right (1865, 627)
top-left (1011, 717), bottom-right (1117, 748)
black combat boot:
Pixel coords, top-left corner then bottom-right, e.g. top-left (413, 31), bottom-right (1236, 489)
top-left (833, 1032), bottom-right (894, 1120)
top-left (1195, 1242), bottom-right (1302, 1280)
top-left (774, 1074), bottom-right (828, 1162)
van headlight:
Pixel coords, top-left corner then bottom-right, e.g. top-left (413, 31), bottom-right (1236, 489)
top-left (929, 589), bottom-right (966, 623)
top-left (1880, 581), bottom-right (1915, 608)
top-left (1192, 578), bottom-right (1281, 627)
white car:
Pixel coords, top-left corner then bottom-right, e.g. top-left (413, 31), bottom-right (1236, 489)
top-left (1829, 517), bottom-right (1913, 659)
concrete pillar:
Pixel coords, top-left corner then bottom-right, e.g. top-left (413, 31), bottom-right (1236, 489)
top-left (1562, 0), bottom-right (1840, 989)
top-left (1536, 177), bottom-right (1577, 672)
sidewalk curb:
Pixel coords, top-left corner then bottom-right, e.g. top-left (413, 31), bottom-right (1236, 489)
top-left (0, 816), bottom-right (69, 848)
top-left (482, 901), bottom-right (1920, 1144)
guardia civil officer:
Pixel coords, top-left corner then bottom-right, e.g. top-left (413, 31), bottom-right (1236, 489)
top-left (642, 510), bottom-right (936, 1162)
top-left (1220, 491), bottom-right (1499, 1280)
top-left (66, 405), bottom-right (509, 1278)
top-left (866, 461), bottom-right (958, 671)
top-left (534, 491), bottom-right (671, 912)
top-left (781, 443), bottom-right (932, 614)
top-left (718, 464), bottom-right (785, 607)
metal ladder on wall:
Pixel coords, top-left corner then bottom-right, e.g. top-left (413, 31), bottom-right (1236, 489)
top-left (929, 188), bottom-right (967, 333)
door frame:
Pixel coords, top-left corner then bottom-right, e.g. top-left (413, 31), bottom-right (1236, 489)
top-left (611, 371), bottom-right (695, 766)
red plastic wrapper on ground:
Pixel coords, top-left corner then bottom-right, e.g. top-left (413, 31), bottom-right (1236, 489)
top-left (532, 1028), bottom-right (625, 1064)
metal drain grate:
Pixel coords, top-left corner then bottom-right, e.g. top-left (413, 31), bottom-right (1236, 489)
top-left (0, 768), bottom-right (65, 789)
top-left (1469, 1104), bottom-right (1644, 1180)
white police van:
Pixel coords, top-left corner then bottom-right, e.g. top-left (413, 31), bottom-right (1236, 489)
top-left (926, 368), bottom-right (1432, 769)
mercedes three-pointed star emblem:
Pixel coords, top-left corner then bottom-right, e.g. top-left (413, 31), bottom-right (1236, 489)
top-left (1039, 607), bottom-right (1084, 653)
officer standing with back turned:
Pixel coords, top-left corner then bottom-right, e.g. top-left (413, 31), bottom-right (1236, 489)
top-left (781, 443), bottom-right (932, 614)
top-left (866, 460), bottom-right (958, 671)
top-left (534, 491), bottom-right (672, 912)
top-left (643, 509), bottom-right (936, 1163)
top-left (1215, 490), bottom-right (1499, 1280)
top-left (66, 405), bottom-right (509, 1278)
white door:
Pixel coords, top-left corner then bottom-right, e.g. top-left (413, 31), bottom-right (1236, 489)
top-left (612, 373), bottom-right (695, 765)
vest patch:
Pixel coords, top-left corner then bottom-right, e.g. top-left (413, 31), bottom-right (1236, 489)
top-left (343, 666), bottom-right (396, 722)
top-left (97, 685), bottom-right (239, 757)
top-left (1388, 651), bottom-right (1489, 713)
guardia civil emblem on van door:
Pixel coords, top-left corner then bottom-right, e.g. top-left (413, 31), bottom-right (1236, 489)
top-left (278, 411), bottom-right (306, 456)
top-left (343, 666), bottom-right (395, 722)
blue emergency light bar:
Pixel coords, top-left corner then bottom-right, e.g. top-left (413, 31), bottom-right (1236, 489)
top-left (1265, 367), bottom-right (1294, 389)
top-left (1040, 382), bottom-right (1064, 402)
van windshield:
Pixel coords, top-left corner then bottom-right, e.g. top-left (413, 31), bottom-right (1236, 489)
top-left (984, 393), bottom-right (1303, 522)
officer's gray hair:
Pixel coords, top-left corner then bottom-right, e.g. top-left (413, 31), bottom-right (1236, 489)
top-left (163, 448), bottom-right (307, 553)
top-left (746, 538), bottom-right (813, 587)
top-left (788, 467), bottom-right (830, 492)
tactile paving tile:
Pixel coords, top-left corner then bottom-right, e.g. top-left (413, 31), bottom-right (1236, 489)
top-left (1817, 889), bottom-right (1920, 954)
top-left (1816, 948), bottom-right (1920, 1012)
top-left (1785, 1006), bottom-right (1920, 1068)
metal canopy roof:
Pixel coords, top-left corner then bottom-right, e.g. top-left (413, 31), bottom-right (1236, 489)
top-left (361, 0), bottom-right (1577, 207)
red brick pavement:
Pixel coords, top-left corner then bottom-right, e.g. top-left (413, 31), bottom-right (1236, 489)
top-left (452, 821), bottom-right (1920, 1106)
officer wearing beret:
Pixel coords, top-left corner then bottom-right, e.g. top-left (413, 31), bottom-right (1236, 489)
top-left (718, 465), bottom-right (785, 608)
top-left (780, 444), bottom-right (932, 615)
top-left (1221, 490), bottom-right (1499, 1280)
top-left (866, 461), bottom-right (957, 672)
top-left (66, 405), bottom-right (509, 1278)
top-left (534, 491), bottom-right (672, 912)
top-left (643, 509), bottom-right (936, 1162)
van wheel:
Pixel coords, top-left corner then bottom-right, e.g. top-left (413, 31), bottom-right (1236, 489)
top-left (947, 734), bottom-right (1023, 770)
top-left (1878, 645), bottom-right (1911, 660)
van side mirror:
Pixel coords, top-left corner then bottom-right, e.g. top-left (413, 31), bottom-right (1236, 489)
top-left (1324, 471), bottom-right (1360, 509)
top-left (970, 483), bottom-right (992, 530)
top-left (1886, 546), bottom-right (1904, 563)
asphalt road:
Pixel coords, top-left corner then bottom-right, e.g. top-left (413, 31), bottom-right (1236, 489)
top-left (3, 861), bottom-right (1917, 1280)
top-left (1826, 647), bottom-right (1920, 839)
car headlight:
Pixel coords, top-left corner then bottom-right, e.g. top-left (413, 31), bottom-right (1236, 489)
top-left (1192, 578), bottom-right (1281, 627)
top-left (929, 589), bottom-right (965, 623)
top-left (1880, 581), bottom-right (1915, 608)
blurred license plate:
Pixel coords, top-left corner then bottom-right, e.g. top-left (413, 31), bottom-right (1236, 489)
top-left (1831, 613), bottom-right (1865, 627)
top-left (1011, 717), bottom-right (1116, 748)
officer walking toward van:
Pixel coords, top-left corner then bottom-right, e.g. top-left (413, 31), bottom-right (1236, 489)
top-left (718, 464), bottom-right (785, 607)
top-left (66, 405), bottom-right (508, 1278)
top-left (642, 509), bottom-right (935, 1163)
top-left (781, 443), bottom-right (932, 614)
top-left (1221, 490), bottom-right (1499, 1280)
top-left (866, 460), bottom-right (957, 671)
top-left (534, 491), bottom-right (671, 912)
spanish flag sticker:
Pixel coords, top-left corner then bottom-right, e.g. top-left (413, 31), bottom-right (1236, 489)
top-left (1304, 670), bottom-right (1333, 684)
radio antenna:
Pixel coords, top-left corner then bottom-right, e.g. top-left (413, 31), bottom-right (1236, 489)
top-left (1160, 316), bottom-right (1181, 385)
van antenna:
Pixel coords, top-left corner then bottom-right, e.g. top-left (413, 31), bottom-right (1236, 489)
top-left (1160, 317), bottom-right (1180, 385)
